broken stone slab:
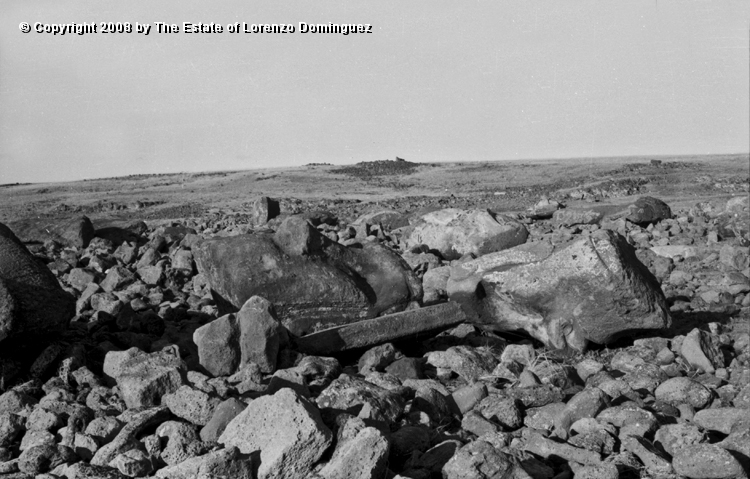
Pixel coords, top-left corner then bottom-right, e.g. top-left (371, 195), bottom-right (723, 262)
top-left (194, 216), bottom-right (422, 336)
top-left (403, 208), bottom-right (529, 260)
top-left (458, 230), bottom-right (670, 351)
top-left (292, 302), bottom-right (467, 355)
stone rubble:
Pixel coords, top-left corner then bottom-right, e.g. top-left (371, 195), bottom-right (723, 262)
top-left (0, 193), bottom-right (747, 478)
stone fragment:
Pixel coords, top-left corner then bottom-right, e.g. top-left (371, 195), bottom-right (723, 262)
top-left (316, 374), bottom-right (405, 424)
top-left (109, 349), bottom-right (187, 409)
top-left (655, 377), bottom-right (713, 409)
top-left (164, 385), bottom-right (220, 426)
top-left (404, 208), bottom-right (529, 260)
top-left (219, 388), bottom-right (332, 479)
top-left (155, 446), bottom-right (254, 479)
top-left (553, 209), bottom-right (603, 226)
top-left (524, 432), bottom-right (601, 465)
top-left (199, 397), bottom-right (246, 443)
top-left (425, 346), bottom-right (498, 382)
top-left (319, 425), bottom-right (389, 479)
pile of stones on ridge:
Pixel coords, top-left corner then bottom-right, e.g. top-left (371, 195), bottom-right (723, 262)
top-left (0, 193), bottom-right (748, 479)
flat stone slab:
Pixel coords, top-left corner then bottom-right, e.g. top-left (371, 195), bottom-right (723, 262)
top-left (293, 302), bottom-right (467, 355)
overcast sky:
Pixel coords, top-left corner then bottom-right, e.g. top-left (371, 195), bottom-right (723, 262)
top-left (1, 1), bottom-right (748, 183)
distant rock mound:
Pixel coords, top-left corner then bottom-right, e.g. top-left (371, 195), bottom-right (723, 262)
top-left (336, 159), bottom-right (419, 177)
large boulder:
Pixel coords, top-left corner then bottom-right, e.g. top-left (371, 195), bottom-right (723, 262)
top-left (194, 216), bottom-right (422, 336)
top-left (219, 388), bottom-right (332, 479)
top-left (404, 208), bottom-right (528, 260)
top-left (453, 230), bottom-right (670, 351)
top-left (0, 223), bottom-right (75, 344)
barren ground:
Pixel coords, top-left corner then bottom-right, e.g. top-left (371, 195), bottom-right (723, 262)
top-left (1, 154), bottom-right (747, 240)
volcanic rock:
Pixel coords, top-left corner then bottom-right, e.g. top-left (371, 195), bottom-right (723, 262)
top-left (468, 230), bottom-right (670, 351)
top-left (194, 216), bottom-right (421, 335)
top-left (219, 388), bottom-right (332, 479)
top-left (0, 223), bottom-right (75, 344)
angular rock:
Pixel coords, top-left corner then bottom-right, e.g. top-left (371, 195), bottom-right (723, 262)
top-left (316, 374), bottom-right (405, 424)
top-left (553, 209), bottom-right (603, 226)
top-left (318, 425), bottom-right (389, 479)
top-left (471, 230), bottom-right (670, 351)
top-left (219, 388), bottom-right (332, 479)
top-left (404, 208), bottom-right (528, 260)
top-left (293, 302), bottom-right (467, 355)
top-left (442, 440), bottom-right (516, 479)
top-left (164, 385), bottom-right (220, 426)
top-left (0, 223), bottom-right (76, 343)
top-left (199, 397), bottom-right (246, 443)
top-left (250, 196), bottom-right (280, 225)
top-left (108, 349), bottom-right (187, 409)
top-left (425, 346), bottom-right (498, 382)
top-left (194, 216), bottom-right (422, 335)
top-left (155, 446), bottom-right (254, 479)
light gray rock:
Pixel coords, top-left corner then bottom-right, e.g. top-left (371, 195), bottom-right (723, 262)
top-left (655, 377), bottom-right (713, 409)
top-left (318, 425), bottom-right (389, 479)
top-left (472, 230), bottom-right (670, 351)
top-left (673, 443), bottom-right (745, 479)
top-left (110, 349), bottom-right (187, 409)
top-left (155, 446), bottom-right (254, 479)
top-left (219, 388), bottom-right (332, 479)
top-left (404, 208), bottom-right (529, 260)
top-left (164, 385), bottom-right (221, 426)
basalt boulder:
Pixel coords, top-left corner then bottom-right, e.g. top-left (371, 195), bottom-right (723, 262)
top-left (404, 208), bottom-right (528, 260)
top-left (451, 230), bottom-right (670, 351)
top-left (0, 223), bottom-right (75, 344)
top-left (194, 216), bottom-right (422, 336)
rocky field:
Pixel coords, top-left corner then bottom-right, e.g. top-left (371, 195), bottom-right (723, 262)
top-left (0, 155), bottom-right (748, 479)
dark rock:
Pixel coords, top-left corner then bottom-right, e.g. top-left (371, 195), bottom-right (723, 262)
top-left (0, 222), bottom-right (76, 344)
top-left (626, 196), bottom-right (672, 224)
top-left (194, 216), bottom-right (421, 335)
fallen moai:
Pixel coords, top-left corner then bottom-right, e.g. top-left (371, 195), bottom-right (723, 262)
top-left (448, 230), bottom-right (671, 351)
top-left (194, 216), bottom-right (422, 336)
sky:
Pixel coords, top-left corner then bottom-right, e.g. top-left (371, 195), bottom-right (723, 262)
top-left (1, 1), bottom-right (748, 184)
